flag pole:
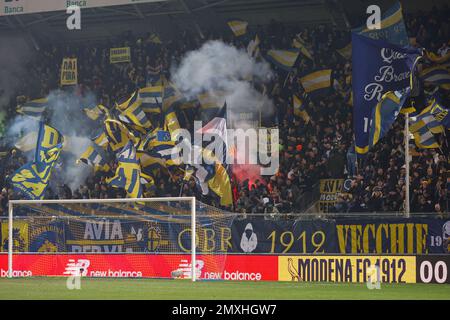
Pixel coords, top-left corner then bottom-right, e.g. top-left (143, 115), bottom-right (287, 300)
top-left (405, 113), bottom-right (410, 217)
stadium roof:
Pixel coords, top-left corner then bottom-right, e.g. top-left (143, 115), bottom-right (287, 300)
top-left (0, 0), bottom-right (443, 41)
top-left (0, 0), bottom-right (338, 33)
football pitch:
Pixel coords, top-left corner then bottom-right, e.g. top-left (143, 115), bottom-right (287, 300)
top-left (0, 278), bottom-right (449, 300)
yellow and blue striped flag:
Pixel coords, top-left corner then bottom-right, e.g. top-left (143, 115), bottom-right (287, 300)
top-left (91, 129), bottom-right (109, 149)
top-left (139, 86), bottom-right (163, 114)
top-left (16, 98), bottom-right (47, 119)
top-left (430, 100), bottom-right (450, 130)
top-left (77, 146), bottom-right (110, 172)
top-left (420, 64), bottom-right (450, 90)
top-left (426, 51), bottom-right (450, 64)
top-left (10, 122), bottom-right (63, 200)
top-left (107, 141), bottom-right (145, 198)
top-left (292, 94), bottom-right (310, 123)
top-left (292, 34), bottom-right (313, 60)
top-left (368, 90), bottom-right (407, 149)
top-left (104, 119), bottom-right (138, 152)
top-left (409, 100), bottom-right (444, 149)
top-left (84, 104), bottom-right (110, 121)
top-left (227, 20), bottom-right (248, 37)
top-left (116, 91), bottom-right (152, 129)
top-left (266, 49), bottom-right (300, 71)
top-left (299, 69), bottom-right (332, 94)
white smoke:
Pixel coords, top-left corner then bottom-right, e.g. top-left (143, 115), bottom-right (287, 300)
top-left (172, 40), bottom-right (274, 126)
top-left (172, 40), bottom-right (276, 182)
top-left (6, 88), bottom-right (99, 192)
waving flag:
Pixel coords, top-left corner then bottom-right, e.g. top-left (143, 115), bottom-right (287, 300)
top-left (352, 33), bottom-right (422, 155)
top-left (299, 69), bottom-right (332, 95)
top-left (227, 20), bottom-right (248, 37)
top-left (104, 119), bottom-right (138, 152)
top-left (420, 64), bottom-right (450, 90)
top-left (84, 104), bottom-right (110, 121)
top-left (193, 105), bottom-right (232, 207)
top-left (91, 129), bottom-right (109, 149)
top-left (107, 141), bottom-right (145, 198)
top-left (426, 51), bottom-right (450, 64)
top-left (10, 123), bottom-right (63, 200)
top-left (16, 98), bottom-right (47, 119)
top-left (139, 86), bottom-right (163, 114)
top-left (410, 126), bottom-right (440, 149)
top-left (77, 146), bottom-right (110, 172)
top-left (410, 103), bottom-right (445, 134)
top-left (34, 122), bottom-right (64, 166)
top-left (247, 34), bottom-right (260, 58)
top-left (292, 94), bottom-right (310, 123)
top-left (118, 104), bottom-right (152, 129)
top-left (353, 1), bottom-right (408, 46)
top-left (409, 101), bottom-right (444, 149)
top-left (368, 90), bottom-right (409, 149)
top-left (430, 100), bottom-right (450, 130)
top-left (162, 82), bottom-right (184, 112)
top-left (292, 34), bottom-right (313, 60)
top-left (266, 49), bottom-right (300, 71)
top-left (138, 130), bottom-right (182, 174)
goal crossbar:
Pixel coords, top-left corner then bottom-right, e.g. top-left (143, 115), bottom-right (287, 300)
top-left (7, 197), bottom-right (197, 281)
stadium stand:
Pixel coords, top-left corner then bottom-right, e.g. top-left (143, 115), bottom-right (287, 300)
top-left (0, 1), bottom-right (448, 217)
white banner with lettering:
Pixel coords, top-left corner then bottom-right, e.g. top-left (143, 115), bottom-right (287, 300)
top-left (1, 0), bottom-right (165, 16)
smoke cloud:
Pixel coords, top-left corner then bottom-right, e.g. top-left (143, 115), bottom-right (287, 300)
top-left (6, 88), bottom-right (99, 192)
top-left (171, 40), bottom-right (276, 183)
top-left (172, 40), bottom-right (274, 126)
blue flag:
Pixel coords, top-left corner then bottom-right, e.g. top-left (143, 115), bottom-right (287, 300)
top-left (352, 33), bottom-right (422, 155)
top-left (10, 122), bottom-right (64, 200)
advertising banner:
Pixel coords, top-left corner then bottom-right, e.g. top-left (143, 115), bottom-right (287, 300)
top-left (2, 217), bottom-right (448, 255)
top-left (1, 0), bottom-right (165, 16)
top-left (318, 179), bottom-right (344, 212)
top-left (278, 255), bottom-right (416, 283)
top-left (230, 217), bottom-right (450, 255)
top-left (231, 218), bottom-right (337, 254)
top-left (1, 220), bottom-right (29, 252)
top-left (110, 47), bottom-right (131, 64)
top-left (60, 58), bottom-right (78, 86)
top-left (0, 254), bottom-right (278, 280)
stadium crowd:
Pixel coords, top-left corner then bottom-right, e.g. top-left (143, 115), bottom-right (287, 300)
top-left (0, 5), bottom-right (448, 216)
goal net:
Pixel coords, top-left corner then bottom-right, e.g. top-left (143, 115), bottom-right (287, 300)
top-left (3, 197), bottom-right (236, 281)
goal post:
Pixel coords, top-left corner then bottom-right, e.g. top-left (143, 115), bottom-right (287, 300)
top-left (7, 197), bottom-right (203, 281)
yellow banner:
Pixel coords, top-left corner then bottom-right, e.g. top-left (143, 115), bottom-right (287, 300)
top-left (1, 220), bottom-right (29, 252)
top-left (318, 179), bottom-right (344, 212)
top-left (278, 255), bottom-right (416, 283)
top-left (60, 58), bottom-right (78, 85)
top-left (110, 47), bottom-right (131, 64)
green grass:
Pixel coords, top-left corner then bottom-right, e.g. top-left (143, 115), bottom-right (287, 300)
top-left (0, 278), bottom-right (449, 300)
